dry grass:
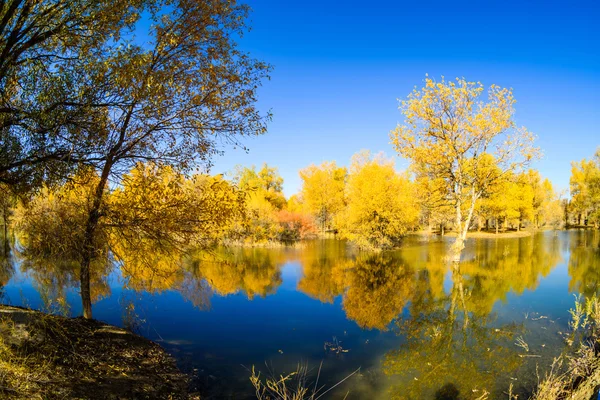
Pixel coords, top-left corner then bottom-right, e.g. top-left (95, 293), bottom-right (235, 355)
top-left (532, 295), bottom-right (600, 400)
top-left (0, 305), bottom-right (193, 399)
top-left (249, 361), bottom-right (360, 400)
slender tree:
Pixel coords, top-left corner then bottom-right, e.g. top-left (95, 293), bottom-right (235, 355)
top-left (68, 0), bottom-right (270, 318)
top-left (391, 77), bottom-right (538, 260)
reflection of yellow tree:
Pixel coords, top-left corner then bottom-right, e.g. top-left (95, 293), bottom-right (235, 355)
top-left (113, 239), bottom-right (186, 293)
top-left (460, 234), bottom-right (562, 316)
top-left (20, 257), bottom-right (111, 313)
top-left (0, 243), bottom-right (14, 288)
top-left (384, 265), bottom-right (522, 400)
top-left (187, 247), bottom-right (284, 299)
top-left (296, 243), bottom-right (424, 330)
top-left (568, 230), bottom-right (600, 298)
top-left (399, 239), bottom-right (448, 300)
top-left (296, 240), bottom-right (349, 303)
top-left (342, 253), bottom-right (415, 330)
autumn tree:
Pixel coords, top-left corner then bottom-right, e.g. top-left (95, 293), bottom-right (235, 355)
top-left (232, 163), bottom-right (286, 210)
top-left (513, 172), bottom-right (535, 231)
top-left (54, 0), bottom-right (270, 319)
top-left (541, 180), bottom-right (564, 229)
top-left (413, 173), bottom-right (454, 234)
top-left (391, 77), bottom-right (538, 260)
top-left (339, 151), bottom-right (419, 250)
top-left (0, 0), bottom-right (149, 190)
top-left (16, 163), bottom-right (246, 317)
top-left (299, 161), bottom-right (346, 233)
top-left (570, 149), bottom-right (600, 227)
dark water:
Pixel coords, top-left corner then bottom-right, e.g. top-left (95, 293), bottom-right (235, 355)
top-left (1, 230), bottom-right (599, 399)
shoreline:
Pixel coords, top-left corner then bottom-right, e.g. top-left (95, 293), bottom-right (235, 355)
top-left (0, 305), bottom-right (197, 399)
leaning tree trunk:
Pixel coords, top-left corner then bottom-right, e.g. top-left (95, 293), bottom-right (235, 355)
top-left (80, 161), bottom-right (112, 319)
top-left (451, 189), bottom-right (478, 263)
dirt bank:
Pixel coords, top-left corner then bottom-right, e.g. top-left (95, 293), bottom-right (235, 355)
top-left (0, 305), bottom-right (197, 399)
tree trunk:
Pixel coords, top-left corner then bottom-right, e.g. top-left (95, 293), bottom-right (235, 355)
top-left (496, 218), bottom-right (499, 235)
top-left (80, 161), bottom-right (112, 319)
top-left (3, 211), bottom-right (7, 241)
top-left (451, 189), bottom-right (478, 262)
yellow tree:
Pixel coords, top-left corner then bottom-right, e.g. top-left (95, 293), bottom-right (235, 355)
top-left (299, 161), bottom-right (346, 233)
top-left (541, 179), bottom-right (564, 229)
top-left (391, 77), bottom-right (538, 259)
top-left (514, 172), bottom-right (535, 230)
top-left (232, 164), bottom-right (286, 210)
top-left (570, 149), bottom-right (600, 227)
top-left (16, 163), bottom-right (246, 317)
top-left (340, 151), bottom-right (419, 249)
top-left (63, 0), bottom-right (270, 319)
top-left (414, 173), bottom-right (454, 234)
top-left (229, 164), bottom-right (287, 243)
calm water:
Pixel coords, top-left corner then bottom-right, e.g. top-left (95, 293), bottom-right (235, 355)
top-left (1, 230), bottom-right (600, 399)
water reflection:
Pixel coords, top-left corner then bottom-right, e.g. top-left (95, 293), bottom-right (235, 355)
top-left (4, 231), bottom-right (600, 398)
top-left (187, 248), bottom-right (284, 299)
top-left (383, 264), bottom-right (523, 399)
top-left (568, 230), bottom-right (600, 297)
top-left (0, 240), bottom-right (14, 290)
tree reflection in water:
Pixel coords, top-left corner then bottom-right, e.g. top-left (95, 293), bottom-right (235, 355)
top-left (8, 232), bottom-right (579, 398)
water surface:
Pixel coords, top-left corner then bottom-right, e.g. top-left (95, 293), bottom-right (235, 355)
top-left (2, 230), bottom-right (599, 399)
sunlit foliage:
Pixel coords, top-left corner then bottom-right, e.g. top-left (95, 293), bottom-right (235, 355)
top-left (14, 168), bottom-right (110, 262)
top-left (338, 151), bottom-right (419, 250)
top-left (570, 149), bottom-right (600, 227)
top-left (391, 76), bottom-right (539, 258)
top-left (299, 161), bottom-right (347, 233)
top-left (229, 164), bottom-right (317, 244)
top-left (15, 163), bottom-right (245, 313)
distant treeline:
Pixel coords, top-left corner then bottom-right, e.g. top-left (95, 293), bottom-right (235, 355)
top-left (3, 148), bottom-right (598, 253)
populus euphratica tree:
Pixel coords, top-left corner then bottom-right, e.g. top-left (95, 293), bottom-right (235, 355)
top-left (72, 0), bottom-right (270, 319)
top-left (0, 0), bottom-right (150, 191)
top-left (390, 77), bottom-right (538, 260)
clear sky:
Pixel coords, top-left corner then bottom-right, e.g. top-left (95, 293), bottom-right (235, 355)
top-left (208, 0), bottom-right (600, 197)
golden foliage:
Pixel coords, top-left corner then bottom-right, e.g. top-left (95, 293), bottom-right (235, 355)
top-left (14, 163), bottom-right (246, 307)
top-left (391, 77), bottom-right (539, 255)
top-left (570, 149), bottom-right (600, 227)
top-left (299, 161), bottom-right (347, 232)
top-left (338, 151), bottom-right (419, 249)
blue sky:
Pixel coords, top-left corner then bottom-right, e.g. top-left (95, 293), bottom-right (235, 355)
top-left (208, 0), bottom-right (599, 196)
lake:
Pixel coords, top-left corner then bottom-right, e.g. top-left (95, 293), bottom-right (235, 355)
top-left (1, 230), bottom-right (599, 399)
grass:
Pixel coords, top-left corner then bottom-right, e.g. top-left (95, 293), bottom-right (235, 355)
top-left (0, 322), bottom-right (51, 397)
top-left (531, 294), bottom-right (600, 400)
top-left (249, 361), bottom-right (360, 400)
